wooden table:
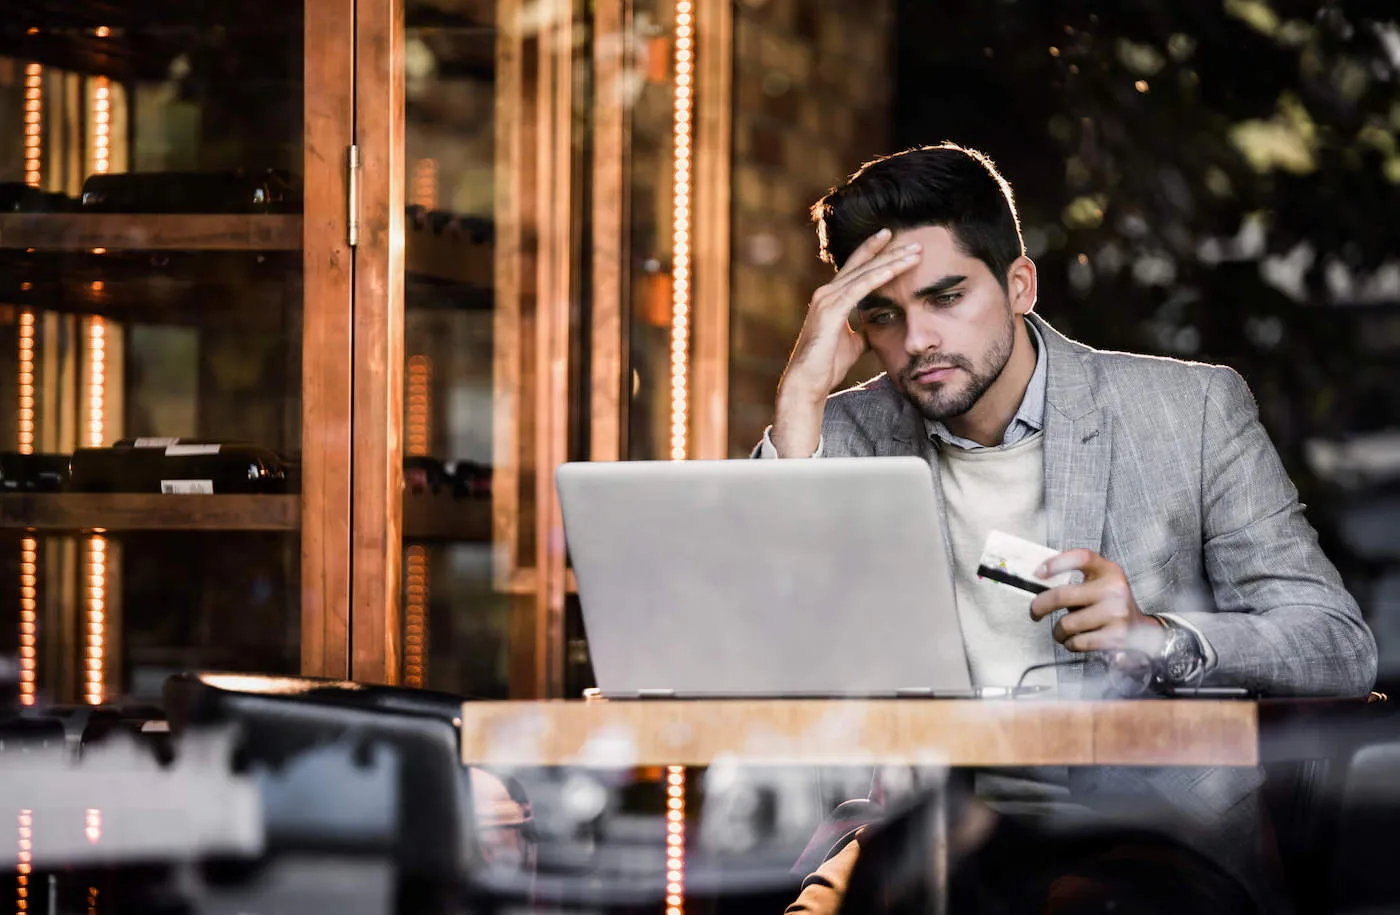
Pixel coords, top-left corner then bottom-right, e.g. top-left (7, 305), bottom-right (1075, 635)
top-left (458, 699), bottom-right (1261, 768)
top-left (458, 698), bottom-right (1387, 915)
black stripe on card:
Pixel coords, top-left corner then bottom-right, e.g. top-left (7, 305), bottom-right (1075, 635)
top-left (976, 564), bottom-right (1049, 595)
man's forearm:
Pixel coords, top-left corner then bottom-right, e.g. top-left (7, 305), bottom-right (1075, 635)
top-left (1196, 366), bottom-right (1378, 697)
top-left (771, 387), bottom-right (826, 458)
top-left (1173, 603), bottom-right (1377, 697)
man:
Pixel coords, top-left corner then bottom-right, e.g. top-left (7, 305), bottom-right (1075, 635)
top-left (759, 144), bottom-right (1377, 912)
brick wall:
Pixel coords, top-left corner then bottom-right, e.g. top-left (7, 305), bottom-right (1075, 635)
top-left (726, 0), bottom-right (895, 455)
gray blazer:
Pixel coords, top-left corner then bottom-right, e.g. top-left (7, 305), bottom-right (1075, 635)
top-left (779, 313), bottom-right (1377, 899)
top-left (810, 312), bottom-right (1375, 697)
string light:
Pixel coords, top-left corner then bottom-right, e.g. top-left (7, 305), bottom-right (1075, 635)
top-left (404, 354), bottom-right (432, 689)
top-left (83, 61), bottom-right (113, 710)
top-left (86, 317), bottom-right (105, 448)
top-left (406, 355), bottom-right (431, 457)
top-left (23, 64), bottom-right (41, 187)
top-left (18, 539), bottom-right (37, 708)
top-left (668, 1), bottom-right (695, 460)
top-left (19, 311), bottom-right (35, 453)
top-left (665, 765), bottom-right (686, 915)
top-left (92, 77), bottom-right (110, 175)
top-left (85, 536), bottom-right (106, 706)
top-left (404, 546), bottom-right (428, 688)
top-left (19, 310), bottom-right (39, 707)
top-left (17, 809), bottom-right (32, 915)
top-left (410, 158), bottom-right (439, 210)
top-left (82, 315), bottom-right (107, 705)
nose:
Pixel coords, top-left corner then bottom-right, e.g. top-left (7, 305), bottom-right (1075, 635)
top-left (904, 308), bottom-right (942, 356)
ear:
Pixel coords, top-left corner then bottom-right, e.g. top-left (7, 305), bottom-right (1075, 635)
top-left (1006, 256), bottom-right (1038, 316)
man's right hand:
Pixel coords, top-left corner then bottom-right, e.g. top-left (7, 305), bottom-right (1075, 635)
top-left (770, 228), bottom-right (923, 457)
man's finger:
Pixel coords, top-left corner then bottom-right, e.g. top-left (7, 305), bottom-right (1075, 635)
top-left (838, 227), bottom-right (894, 273)
top-left (1051, 604), bottom-right (1118, 643)
top-left (832, 241), bottom-right (922, 290)
top-left (1062, 629), bottom-right (1124, 653)
top-left (1029, 581), bottom-right (1102, 620)
top-left (818, 247), bottom-right (922, 322)
top-left (1036, 548), bottom-right (1111, 580)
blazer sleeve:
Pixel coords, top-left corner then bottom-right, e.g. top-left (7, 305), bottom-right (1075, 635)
top-left (1173, 366), bottom-right (1377, 696)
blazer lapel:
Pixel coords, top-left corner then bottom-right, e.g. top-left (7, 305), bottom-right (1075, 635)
top-left (1036, 316), bottom-right (1112, 684)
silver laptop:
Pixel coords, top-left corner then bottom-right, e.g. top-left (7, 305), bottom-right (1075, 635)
top-left (555, 457), bottom-right (973, 698)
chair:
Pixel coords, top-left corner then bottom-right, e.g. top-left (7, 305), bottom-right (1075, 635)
top-left (163, 671), bottom-right (482, 914)
top-left (1327, 739), bottom-right (1400, 914)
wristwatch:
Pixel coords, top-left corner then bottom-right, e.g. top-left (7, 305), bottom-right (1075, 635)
top-left (1152, 616), bottom-right (1206, 687)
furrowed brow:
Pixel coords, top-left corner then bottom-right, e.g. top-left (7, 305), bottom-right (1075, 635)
top-left (913, 275), bottom-right (968, 300)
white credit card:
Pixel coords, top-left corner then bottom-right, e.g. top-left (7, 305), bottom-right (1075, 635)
top-left (977, 530), bottom-right (1072, 595)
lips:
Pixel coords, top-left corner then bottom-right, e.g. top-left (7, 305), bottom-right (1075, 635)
top-left (911, 366), bottom-right (958, 384)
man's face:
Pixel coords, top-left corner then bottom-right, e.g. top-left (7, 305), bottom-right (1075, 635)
top-left (855, 225), bottom-right (1027, 422)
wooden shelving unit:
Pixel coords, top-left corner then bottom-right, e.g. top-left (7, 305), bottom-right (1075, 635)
top-left (0, 493), bottom-right (299, 531)
top-left (0, 214), bottom-right (302, 251)
top-left (0, 492), bottom-right (491, 537)
top-left (402, 490), bottom-right (491, 541)
top-left (405, 220), bottom-right (493, 286)
top-left (0, 214), bottom-right (492, 288)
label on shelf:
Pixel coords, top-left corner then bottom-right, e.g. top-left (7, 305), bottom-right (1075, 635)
top-left (161, 480), bottom-right (215, 494)
top-left (133, 437), bottom-right (180, 448)
top-left (165, 444), bottom-right (222, 456)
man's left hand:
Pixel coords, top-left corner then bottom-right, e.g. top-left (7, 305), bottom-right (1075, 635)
top-left (1029, 549), bottom-right (1164, 653)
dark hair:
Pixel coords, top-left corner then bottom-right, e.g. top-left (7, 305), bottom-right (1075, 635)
top-left (810, 143), bottom-right (1025, 289)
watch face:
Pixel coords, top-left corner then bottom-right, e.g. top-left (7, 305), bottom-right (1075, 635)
top-left (1161, 628), bottom-right (1201, 683)
top-left (1166, 654), bottom-right (1195, 683)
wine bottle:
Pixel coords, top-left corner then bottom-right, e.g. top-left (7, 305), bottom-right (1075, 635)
top-left (69, 439), bottom-right (292, 494)
top-left (0, 452), bottom-right (71, 492)
top-left (79, 170), bottom-right (301, 214)
top-left (401, 457), bottom-right (490, 498)
top-left (0, 183), bottom-right (72, 213)
top-left (449, 460), bottom-right (491, 499)
top-left (404, 456), bottom-right (451, 494)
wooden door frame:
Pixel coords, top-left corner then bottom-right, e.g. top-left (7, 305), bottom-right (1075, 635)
top-left (690, 0), bottom-right (733, 460)
top-left (349, 0), bottom-right (407, 684)
top-left (494, 0), bottom-right (578, 697)
top-left (590, 0), bottom-right (629, 465)
top-left (304, 0), bottom-right (408, 686)
top-left (301, 0), bottom-right (357, 679)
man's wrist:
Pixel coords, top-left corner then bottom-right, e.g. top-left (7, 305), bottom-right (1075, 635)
top-left (776, 379), bottom-right (828, 413)
top-left (773, 387), bottom-right (827, 458)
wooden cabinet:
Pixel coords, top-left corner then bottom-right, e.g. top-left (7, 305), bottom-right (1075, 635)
top-left (1, 0), bottom-right (735, 703)
top-left (0, 1), bottom-right (350, 702)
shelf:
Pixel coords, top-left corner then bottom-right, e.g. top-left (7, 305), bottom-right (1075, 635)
top-left (0, 214), bottom-right (302, 251)
top-left (403, 490), bottom-right (490, 541)
top-left (405, 221), bottom-right (492, 287)
top-left (0, 215), bottom-right (494, 287)
top-left (0, 494), bottom-right (299, 532)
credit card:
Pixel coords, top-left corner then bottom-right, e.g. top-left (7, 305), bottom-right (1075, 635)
top-left (976, 530), bottom-right (1072, 595)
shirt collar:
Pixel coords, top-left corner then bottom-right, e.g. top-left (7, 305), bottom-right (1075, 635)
top-left (924, 317), bottom-right (1048, 451)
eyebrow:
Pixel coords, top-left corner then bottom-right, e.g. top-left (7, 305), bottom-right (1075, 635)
top-left (914, 275), bottom-right (968, 299)
top-left (857, 274), bottom-right (968, 312)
